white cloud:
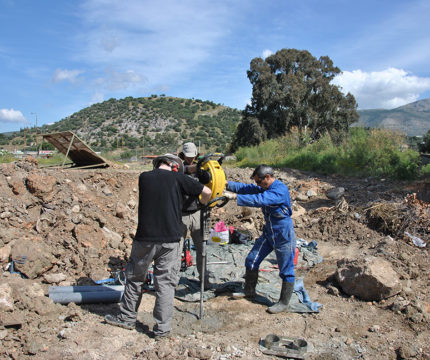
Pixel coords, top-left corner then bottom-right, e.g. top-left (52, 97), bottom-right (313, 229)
top-left (52, 68), bottom-right (84, 83)
top-left (0, 108), bottom-right (27, 123)
top-left (77, 0), bottom-right (231, 87)
top-left (333, 68), bottom-right (430, 109)
top-left (95, 69), bottom-right (145, 91)
top-left (262, 49), bottom-right (273, 59)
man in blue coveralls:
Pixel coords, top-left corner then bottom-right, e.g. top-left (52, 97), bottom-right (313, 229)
top-left (224, 164), bottom-right (296, 314)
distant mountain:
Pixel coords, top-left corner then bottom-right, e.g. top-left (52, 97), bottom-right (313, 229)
top-left (357, 98), bottom-right (430, 136)
top-left (2, 96), bottom-right (241, 153)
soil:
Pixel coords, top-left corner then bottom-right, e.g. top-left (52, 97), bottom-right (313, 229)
top-left (0, 158), bottom-right (429, 360)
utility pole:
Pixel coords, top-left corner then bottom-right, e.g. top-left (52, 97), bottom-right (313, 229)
top-left (30, 112), bottom-right (38, 154)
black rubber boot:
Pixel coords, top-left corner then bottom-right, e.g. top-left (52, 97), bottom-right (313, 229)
top-left (267, 281), bottom-right (294, 314)
top-left (244, 269), bottom-right (259, 299)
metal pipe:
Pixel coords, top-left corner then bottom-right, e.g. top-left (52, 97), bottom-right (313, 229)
top-left (199, 207), bottom-right (210, 319)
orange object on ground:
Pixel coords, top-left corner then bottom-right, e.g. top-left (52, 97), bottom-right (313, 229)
top-left (293, 247), bottom-right (299, 266)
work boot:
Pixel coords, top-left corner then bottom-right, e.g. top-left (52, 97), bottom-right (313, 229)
top-left (154, 331), bottom-right (171, 341)
top-left (104, 314), bottom-right (135, 330)
top-left (267, 281), bottom-right (294, 314)
top-left (232, 269), bottom-right (258, 298)
top-left (244, 269), bottom-right (259, 298)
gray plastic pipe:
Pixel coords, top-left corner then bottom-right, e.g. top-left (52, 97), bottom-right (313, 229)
top-left (49, 285), bottom-right (124, 293)
top-left (49, 285), bottom-right (125, 305)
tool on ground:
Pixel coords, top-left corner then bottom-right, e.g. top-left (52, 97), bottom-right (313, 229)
top-left (181, 238), bottom-right (193, 271)
top-left (197, 153), bottom-right (230, 319)
top-left (260, 334), bottom-right (308, 359)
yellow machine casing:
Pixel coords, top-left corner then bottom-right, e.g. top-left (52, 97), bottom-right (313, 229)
top-left (200, 159), bottom-right (226, 207)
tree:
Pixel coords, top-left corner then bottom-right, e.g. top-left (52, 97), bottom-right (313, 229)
top-left (418, 130), bottom-right (430, 153)
top-left (232, 48), bottom-right (358, 149)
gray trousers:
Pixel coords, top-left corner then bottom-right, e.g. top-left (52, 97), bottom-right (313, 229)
top-left (119, 240), bottom-right (182, 336)
top-left (182, 211), bottom-right (209, 284)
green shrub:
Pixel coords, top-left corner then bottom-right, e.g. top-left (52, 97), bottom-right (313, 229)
top-left (120, 150), bottom-right (134, 160)
top-left (421, 164), bottom-right (430, 175)
top-left (390, 150), bottom-right (420, 180)
top-left (233, 128), bottom-right (421, 180)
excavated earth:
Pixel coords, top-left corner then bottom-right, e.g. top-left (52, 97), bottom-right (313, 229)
top-left (0, 157), bottom-right (429, 360)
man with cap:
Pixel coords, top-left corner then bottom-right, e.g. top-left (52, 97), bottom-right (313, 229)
top-left (223, 164), bottom-right (296, 314)
top-left (105, 154), bottom-right (212, 338)
top-left (179, 142), bottom-right (212, 289)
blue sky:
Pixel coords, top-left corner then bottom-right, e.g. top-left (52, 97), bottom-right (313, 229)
top-left (1, 0), bottom-right (430, 133)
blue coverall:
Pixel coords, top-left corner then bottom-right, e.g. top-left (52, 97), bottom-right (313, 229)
top-left (227, 179), bottom-right (296, 283)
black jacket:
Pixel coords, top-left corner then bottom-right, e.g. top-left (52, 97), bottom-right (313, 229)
top-left (134, 169), bottom-right (203, 242)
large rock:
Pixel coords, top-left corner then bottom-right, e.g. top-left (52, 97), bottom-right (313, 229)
top-left (0, 311), bottom-right (23, 328)
top-left (335, 257), bottom-right (402, 301)
top-left (43, 273), bottom-right (67, 284)
top-left (73, 224), bottom-right (106, 249)
top-left (7, 175), bottom-right (26, 195)
top-left (0, 282), bottom-right (14, 312)
top-left (10, 238), bottom-right (55, 279)
top-left (326, 187), bottom-right (345, 200)
top-left (102, 227), bottom-right (122, 249)
top-left (291, 203), bottom-right (306, 219)
top-left (306, 189), bottom-right (318, 198)
top-left (26, 172), bottom-right (57, 201)
top-left (295, 193), bottom-right (309, 201)
top-left (115, 203), bottom-right (128, 219)
top-left (0, 244), bottom-right (11, 263)
top-left (7, 277), bottom-right (45, 298)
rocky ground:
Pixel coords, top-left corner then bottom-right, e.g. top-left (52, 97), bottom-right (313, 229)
top-left (0, 157), bottom-right (429, 359)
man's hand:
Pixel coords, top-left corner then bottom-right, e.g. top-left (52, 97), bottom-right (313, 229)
top-left (185, 164), bottom-right (197, 174)
top-left (197, 169), bottom-right (211, 184)
top-left (223, 191), bottom-right (237, 200)
top-left (199, 185), bottom-right (212, 205)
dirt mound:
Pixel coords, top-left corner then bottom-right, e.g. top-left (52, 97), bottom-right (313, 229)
top-left (0, 159), bottom-right (429, 359)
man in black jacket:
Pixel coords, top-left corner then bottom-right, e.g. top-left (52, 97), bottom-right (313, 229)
top-left (105, 154), bottom-right (211, 339)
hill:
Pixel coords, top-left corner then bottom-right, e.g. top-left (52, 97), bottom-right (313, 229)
top-left (2, 96), bottom-right (241, 153)
top-left (357, 98), bottom-right (430, 136)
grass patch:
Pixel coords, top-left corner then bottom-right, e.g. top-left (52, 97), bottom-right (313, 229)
top-left (37, 153), bottom-right (73, 166)
top-left (234, 128), bottom-right (422, 180)
top-left (0, 153), bottom-right (15, 163)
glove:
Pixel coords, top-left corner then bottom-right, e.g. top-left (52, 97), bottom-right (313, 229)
top-left (197, 169), bottom-right (211, 184)
top-left (223, 191), bottom-right (237, 200)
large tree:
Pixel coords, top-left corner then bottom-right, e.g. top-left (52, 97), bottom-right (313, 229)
top-left (232, 48), bottom-right (358, 149)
